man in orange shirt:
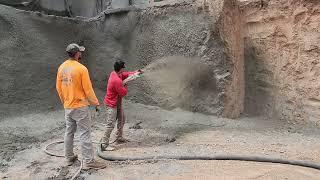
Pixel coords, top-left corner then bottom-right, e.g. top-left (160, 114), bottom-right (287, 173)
top-left (56, 43), bottom-right (106, 169)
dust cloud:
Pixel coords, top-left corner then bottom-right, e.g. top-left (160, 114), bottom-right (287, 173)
top-left (140, 56), bottom-right (219, 114)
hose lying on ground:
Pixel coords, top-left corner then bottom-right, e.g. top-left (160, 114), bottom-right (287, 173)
top-left (44, 139), bottom-right (119, 179)
top-left (45, 140), bottom-right (320, 180)
top-left (44, 140), bottom-right (82, 180)
top-left (97, 148), bottom-right (320, 171)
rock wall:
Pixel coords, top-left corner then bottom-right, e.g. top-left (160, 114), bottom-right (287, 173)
top-left (2, 0), bottom-right (318, 123)
top-left (241, 0), bottom-right (320, 123)
top-left (0, 0), bottom-right (112, 17)
top-left (86, 2), bottom-right (237, 116)
top-left (216, 0), bottom-right (244, 118)
top-left (0, 1), bottom-right (243, 118)
top-left (0, 6), bottom-right (94, 118)
top-left (0, 0), bottom-right (202, 18)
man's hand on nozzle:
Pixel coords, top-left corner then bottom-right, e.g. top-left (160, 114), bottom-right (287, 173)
top-left (123, 79), bottom-right (129, 86)
top-left (138, 69), bottom-right (144, 74)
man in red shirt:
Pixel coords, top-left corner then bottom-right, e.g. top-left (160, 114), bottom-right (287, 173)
top-left (100, 60), bottom-right (142, 151)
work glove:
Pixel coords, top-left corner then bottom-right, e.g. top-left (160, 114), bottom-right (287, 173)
top-left (95, 106), bottom-right (101, 115)
top-left (90, 105), bottom-right (100, 119)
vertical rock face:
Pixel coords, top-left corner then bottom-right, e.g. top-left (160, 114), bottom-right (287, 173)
top-left (80, 2), bottom-right (242, 116)
top-left (0, 6), bottom-right (92, 118)
top-left (0, 0), bottom-right (112, 17)
top-left (242, 0), bottom-right (320, 123)
top-left (3, 0), bottom-right (320, 123)
top-left (0, 0), bottom-right (244, 118)
top-left (215, 0), bottom-right (245, 118)
top-left (124, 5), bottom-right (228, 115)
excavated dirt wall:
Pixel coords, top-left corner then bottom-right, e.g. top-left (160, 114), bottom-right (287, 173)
top-left (215, 0), bottom-right (244, 118)
top-left (0, 1), bottom-right (244, 119)
top-left (241, 0), bottom-right (320, 123)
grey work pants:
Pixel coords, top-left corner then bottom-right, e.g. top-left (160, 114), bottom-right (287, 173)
top-left (64, 106), bottom-right (94, 163)
top-left (100, 101), bottom-right (125, 144)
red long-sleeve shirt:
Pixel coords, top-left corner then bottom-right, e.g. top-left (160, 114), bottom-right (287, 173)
top-left (104, 71), bottom-right (135, 108)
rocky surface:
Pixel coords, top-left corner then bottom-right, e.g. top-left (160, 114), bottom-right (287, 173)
top-left (0, 0), bottom-right (240, 119)
top-left (0, 6), bottom-right (93, 118)
top-left (1, 0), bottom-right (320, 125)
top-left (241, 0), bottom-right (320, 123)
top-left (0, 0), bottom-right (111, 17)
top-left (215, 0), bottom-right (244, 118)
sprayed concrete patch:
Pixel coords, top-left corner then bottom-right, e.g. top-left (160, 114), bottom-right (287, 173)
top-left (0, 1), bottom-right (242, 118)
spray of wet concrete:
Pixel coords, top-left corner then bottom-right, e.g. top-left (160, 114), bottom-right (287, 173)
top-left (141, 56), bottom-right (219, 114)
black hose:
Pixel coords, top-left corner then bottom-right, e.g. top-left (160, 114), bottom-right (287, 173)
top-left (97, 149), bottom-right (320, 171)
top-left (45, 140), bottom-right (320, 174)
top-left (44, 140), bottom-right (83, 180)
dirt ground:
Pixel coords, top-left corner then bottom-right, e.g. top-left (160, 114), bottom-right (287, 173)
top-left (1, 100), bottom-right (320, 179)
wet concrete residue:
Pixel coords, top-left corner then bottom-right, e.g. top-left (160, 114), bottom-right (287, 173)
top-left (0, 3), bottom-right (232, 118)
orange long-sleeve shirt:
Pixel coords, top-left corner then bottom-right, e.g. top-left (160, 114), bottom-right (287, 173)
top-left (56, 59), bottom-right (99, 109)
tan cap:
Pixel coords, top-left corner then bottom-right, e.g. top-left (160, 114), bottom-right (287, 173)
top-left (66, 43), bottom-right (85, 53)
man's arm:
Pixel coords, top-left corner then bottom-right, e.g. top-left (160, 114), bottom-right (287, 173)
top-left (56, 70), bottom-right (64, 104)
top-left (121, 71), bottom-right (139, 80)
top-left (81, 68), bottom-right (100, 106)
top-left (115, 80), bottom-right (128, 98)
top-left (122, 70), bottom-right (144, 85)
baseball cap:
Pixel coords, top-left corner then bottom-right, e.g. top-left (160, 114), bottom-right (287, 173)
top-left (66, 43), bottom-right (85, 53)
